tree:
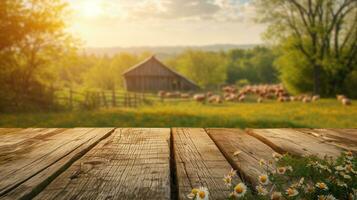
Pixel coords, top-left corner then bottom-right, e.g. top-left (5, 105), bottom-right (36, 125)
top-left (256, 0), bottom-right (357, 95)
top-left (0, 0), bottom-right (75, 110)
top-left (167, 50), bottom-right (227, 89)
top-left (226, 47), bottom-right (278, 85)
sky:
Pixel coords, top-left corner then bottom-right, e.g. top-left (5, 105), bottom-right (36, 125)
top-left (67, 0), bottom-right (266, 47)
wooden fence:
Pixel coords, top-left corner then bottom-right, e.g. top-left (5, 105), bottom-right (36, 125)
top-left (52, 88), bottom-right (194, 110)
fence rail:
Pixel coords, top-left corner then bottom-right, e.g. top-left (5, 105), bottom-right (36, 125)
top-left (51, 88), bottom-right (195, 110)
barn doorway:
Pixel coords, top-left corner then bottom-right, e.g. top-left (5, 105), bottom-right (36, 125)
top-left (172, 79), bottom-right (181, 90)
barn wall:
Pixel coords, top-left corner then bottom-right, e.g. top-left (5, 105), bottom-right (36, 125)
top-left (124, 75), bottom-right (198, 92)
top-left (124, 56), bottom-right (199, 92)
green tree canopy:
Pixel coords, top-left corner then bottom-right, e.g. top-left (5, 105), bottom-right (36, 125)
top-left (256, 0), bottom-right (357, 96)
top-left (167, 50), bottom-right (227, 89)
top-left (0, 0), bottom-right (75, 110)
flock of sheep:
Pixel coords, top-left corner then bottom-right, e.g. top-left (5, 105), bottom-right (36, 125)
top-left (157, 84), bottom-right (352, 106)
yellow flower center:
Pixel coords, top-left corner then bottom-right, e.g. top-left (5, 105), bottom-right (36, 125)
top-left (260, 176), bottom-right (267, 182)
top-left (191, 188), bottom-right (199, 195)
top-left (198, 191), bottom-right (205, 199)
top-left (287, 188), bottom-right (294, 195)
top-left (235, 185), bottom-right (243, 193)
top-left (224, 177), bottom-right (231, 183)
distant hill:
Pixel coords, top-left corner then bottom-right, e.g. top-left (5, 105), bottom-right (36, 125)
top-left (84, 44), bottom-right (259, 59)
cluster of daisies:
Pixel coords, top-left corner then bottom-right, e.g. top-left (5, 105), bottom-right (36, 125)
top-left (187, 150), bottom-right (356, 200)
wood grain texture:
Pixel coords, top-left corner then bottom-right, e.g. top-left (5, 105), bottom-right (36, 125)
top-left (173, 128), bottom-right (236, 200)
top-left (248, 129), bottom-right (343, 158)
top-left (297, 129), bottom-right (357, 152)
top-left (34, 128), bottom-right (171, 200)
top-left (0, 128), bottom-right (23, 135)
top-left (206, 128), bottom-right (276, 187)
top-left (0, 128), bottom-right (114, 199)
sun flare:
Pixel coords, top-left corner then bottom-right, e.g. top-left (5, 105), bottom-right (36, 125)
top-left (78, 0), bottom-right (103, 18)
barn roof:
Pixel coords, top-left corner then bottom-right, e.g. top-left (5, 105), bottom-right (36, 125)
top-left (122, 55), bottom-right (199, 88)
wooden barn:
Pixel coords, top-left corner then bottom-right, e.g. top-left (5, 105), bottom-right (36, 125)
top-left (122, 56), bottom-right (199, 92)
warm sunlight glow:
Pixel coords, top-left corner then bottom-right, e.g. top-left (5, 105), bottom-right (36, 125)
top-left (78, 0), bottom-right (103, 18)
top-left (67, 0), bottom-right (266, 47)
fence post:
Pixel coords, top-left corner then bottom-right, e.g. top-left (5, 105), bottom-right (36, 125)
top-left (112, 89), bottom-right (116, 107)
top-left (124, 93), bottom-right (127, 107)
top-left (141, 93), bottom-right (145, 105)
top-left (101, 91), bottom-right (108, 108)
top-left (49, 85), bottom-right (55, 108)
top-left (69, 88), bottom-right (73, 110)
top-left (134, 92), bottom-right (138, 107)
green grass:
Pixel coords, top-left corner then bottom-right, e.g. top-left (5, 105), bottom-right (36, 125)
top-left (0, 99), bottom-right (356, 128)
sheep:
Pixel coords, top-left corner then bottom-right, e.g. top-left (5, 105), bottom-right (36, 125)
top-left (193, 94), bottom-right (206, 102)
top-left (215, 96), bottom-right (223, 104)
top-left (238, 95), bottom-right (246, 102)
top-left (312, 95), bottom-right (320, 102)
top-left (180, 93), bottom-right (190, 99)
top-left (342, 98), bottom-right (351, 106)
top-left (278, 96), bottom-right (290, 102)
top-left (257, 98), bottom-right (263, 103)
top-left (225, 94), bottom-right (238, 102)
top-left (208, 95), bottom-right (222, 104)
top-left (158, 90), bottom-right (166, 98)
top-left (290, 96), bottom-right (296, 101)
top-left (302, 96), bottom-right (311, 103)
top-left (337, 95), bottom-right (346, 101)
top-left (165, 92), bottom-right (176, 98)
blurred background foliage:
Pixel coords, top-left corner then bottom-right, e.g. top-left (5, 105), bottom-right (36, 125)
top-left (0, 0), bottom-right (356, 112)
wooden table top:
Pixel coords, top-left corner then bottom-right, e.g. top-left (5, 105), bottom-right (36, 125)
top-left (0, 128), bottom-right (355, 200)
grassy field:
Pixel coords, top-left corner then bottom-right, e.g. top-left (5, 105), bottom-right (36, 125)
top-left (0, 99), bottom-right (356, 128)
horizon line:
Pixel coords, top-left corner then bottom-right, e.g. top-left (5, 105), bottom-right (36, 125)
top-left (84, 43), bottom-right (264, 49)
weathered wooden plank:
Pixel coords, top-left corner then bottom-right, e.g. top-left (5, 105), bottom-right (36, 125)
top-left (206, 128), bottom-right (276, 187)
top-left (0, 128), bottom-right (51, 146)
top-left (296, 129), bottom-right (357, 152)
top-left (173, 128), bottom-right (236, 200)
top-left (34, 128), bottom-right (171, 200)
top-left (0, 129), bottom-right (66, 155)
top-left (247, 129), bottom-right (343, 158)
top-left (0, 128), bottom-right (114, 199)
top-left (0, 128), bottom-right (23, 135)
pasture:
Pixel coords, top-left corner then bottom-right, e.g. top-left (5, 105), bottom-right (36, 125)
top-left (1, 99), bottom-right (356, 128)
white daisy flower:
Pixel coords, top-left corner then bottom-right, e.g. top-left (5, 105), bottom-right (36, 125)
top-left (187, 188), bottom-right (199, 199)
top-left (223, 175), bottom-right (232, 187)
top-left (259, 159), bottom-right (266, 166)
top-left (256, 185), bottom-right (268, 195)
top-left (286, 187), bottom-right (299, 197)
top-left (272, 152), bottom-right (283, 161)
top-left (345, 151), bottom-right (353, 160)
top-left (234, 183), bottom-right (247, 197)
top-left (259, 174), bottom-right (269, 185)
top-left (316, 182), bottom-right (328, 190)
top-left (277, 167), bottom-right (286, 175)
top-left (227, 169), bottom-right (236, 177)
top-left (196, 187), bottom-right (209, 200)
